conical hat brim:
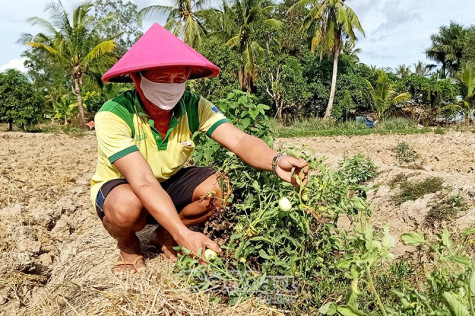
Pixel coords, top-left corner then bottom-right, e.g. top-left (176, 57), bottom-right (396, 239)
top-left (102, 23), bottom-right (220, 83)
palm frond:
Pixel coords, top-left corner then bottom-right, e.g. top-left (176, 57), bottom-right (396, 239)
top-left (83, 40), bottom-right (116, 66)
top-left (138, 5), bottom-right (174, 25)
top-left (261, 6), bottom-right (274, 15)
top-left (287, 0), bottom-right (318, 13)
top-left (26, 17), bottom-right (57, 36)
top-left (225, 35), bottom-right (240, 48)
top-left (393, 92), bottom-right (411, 104)
top-left (27, 42), bottom-right (59, 56)
top-left (164, 19), bottom-right (178, 32)
top-left (263, 18), bottom-right (282, 30)
top-left (17, 33), bottom-right (35, 45)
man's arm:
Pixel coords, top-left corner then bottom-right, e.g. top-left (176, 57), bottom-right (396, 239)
top-left (210, 123), bottom-right (309, 185)
top-left (113, 151), bottom-right (221, 255)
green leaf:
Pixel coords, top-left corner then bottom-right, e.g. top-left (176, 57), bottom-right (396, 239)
top-left (259, 249), bottom-right (271, 259)
top-left (442, 292), bottom-right (470, 316)
top-left (463, 227), bottom-right (475, 237)
top-left (337, 260), bottom-right (352, 269)
top-left (249, 109), bottom-right (259, 120)
top-left (336, 305), bottom-right (366, 316)
top-left (449, 255), bottom-right (472, 266)
top-left (442, 228), bottom-right (452, 248)
top-left (401, 232), bottom-right (425, 246)
top-left (470, 269), bottom-right (475, 294)
top-left (230, 233), bottom-right (243, 241)
top-left (319, 302), bottom-right (337, 314)
top-left (238, 95), bottom-right (248, 105)
top-left (364, 225), bottom-right (373, 250)
top-left (241, 117), bottom-right (251, 129)
top-left (209, 296), bottom-right (221, 304)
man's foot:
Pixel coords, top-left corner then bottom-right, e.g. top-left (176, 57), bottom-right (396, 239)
top-left (150, 226), bottom-right (178, 262)
top-left (114, 254), bottom-right (146, 278)
top-left (113, 236), bottom-right (147, 278)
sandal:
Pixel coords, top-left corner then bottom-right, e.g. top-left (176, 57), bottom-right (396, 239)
top-left (113, 255), bottom-right (146, 278)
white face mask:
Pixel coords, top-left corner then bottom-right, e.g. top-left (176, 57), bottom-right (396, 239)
top-left (140, 75), bottom-right (186, 111)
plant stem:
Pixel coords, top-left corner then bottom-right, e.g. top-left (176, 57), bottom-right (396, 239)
top-left (365, 264), bottom-right (388, 316)
top-left (466, 282), bottom-right (475, 316)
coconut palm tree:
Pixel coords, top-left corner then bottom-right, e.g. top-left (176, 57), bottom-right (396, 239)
top-left (426, 22), bottom-right (467, 78)
top-left (202, 0), bottom-right (282, 92)
top-left (291, 0), bottom-right (364, 119)
top-left (413, 61), bottom-right (431, 77)
top-left (394, 64), bottom-right (412, 79)
top-left (139, 0), bottom-right (208, 48)
top-left (20, 1), bottom-right (116, 128)
top-left (366, 70), bottom-right (411, 119)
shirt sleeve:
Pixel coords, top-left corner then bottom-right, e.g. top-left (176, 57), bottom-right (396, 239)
top-left (95, 111), bottom-right (139, 164)
top-left (198, 97), bottom-right (229, 137)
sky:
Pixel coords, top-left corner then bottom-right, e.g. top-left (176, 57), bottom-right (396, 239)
top-left (0, 0), bottom-right (474, 74)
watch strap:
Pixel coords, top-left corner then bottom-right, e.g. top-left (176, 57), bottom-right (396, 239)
top-left (272, 153), bottom-right (283, 173)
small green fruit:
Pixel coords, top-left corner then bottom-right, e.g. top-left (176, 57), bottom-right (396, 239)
top-left (239, 257), bottom-right (246, 263)
top-left (279, 197), bottom-right (292, 212)
top-left (204, 249), bottom-right (218, 261)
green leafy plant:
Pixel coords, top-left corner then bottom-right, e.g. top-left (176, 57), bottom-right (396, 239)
top-left (338, 154), bottom-right (377, 185)
top-left (394, 141), bottom-right (419, 164)
top-left (399, 228), bottom-right (475, 315)
top-left (192, 90), bottom-right (272, 165)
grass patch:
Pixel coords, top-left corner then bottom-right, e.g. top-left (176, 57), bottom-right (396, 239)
top-left (434, 127), bottom-right (446, 134)
top-left (425, 195), bottom-right (469, 227)
top-left (394, 141), bottom-right (419, 164)
top-left (395, 177), bottom-right (444, 205)
top-left (271, 117), bottom-right (435, 138)
top-left (389, 173), bottom-right (407, 189)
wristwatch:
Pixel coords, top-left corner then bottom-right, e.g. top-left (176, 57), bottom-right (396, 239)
top-left (272, 153), bottom-right (283, 173)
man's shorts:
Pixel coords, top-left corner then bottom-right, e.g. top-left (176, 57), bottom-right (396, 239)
top-left (95, 166), bottom-right (216, 224)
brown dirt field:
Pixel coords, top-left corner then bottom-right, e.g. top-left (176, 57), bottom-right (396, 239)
top-left (0, 130), bottom-right (474, 314)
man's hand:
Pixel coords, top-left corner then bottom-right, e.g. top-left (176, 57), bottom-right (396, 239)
top-left (174, 229), bottom-right (221, 258)
top-left (275, 155), bottom-right (309, 187)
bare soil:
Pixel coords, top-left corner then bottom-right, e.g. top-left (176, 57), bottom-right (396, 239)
top-left (0, 130), bottom-right (474, 314)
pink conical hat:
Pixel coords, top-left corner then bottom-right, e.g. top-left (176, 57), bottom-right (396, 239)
top-left (102, 23), bottom-right (220, 82)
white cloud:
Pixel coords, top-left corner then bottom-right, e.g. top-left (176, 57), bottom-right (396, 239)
top-left (375, 1), bottom-right (421, 33)
top-left (0, 58), bottom-right (27, 73)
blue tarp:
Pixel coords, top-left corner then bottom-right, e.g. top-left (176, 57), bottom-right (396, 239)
top-left (356, 116), bottom-right (375, 128)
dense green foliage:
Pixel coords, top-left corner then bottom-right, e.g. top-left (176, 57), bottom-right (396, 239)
top-left (0, 69), bottom-right (43, 130)
top-left (3, 0), bottom-right (473, 131)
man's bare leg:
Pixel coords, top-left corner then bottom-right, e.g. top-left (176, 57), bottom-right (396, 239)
top-left (102, 183), bottom-right (147, 276)
top-left (151, 174), bottom-right (225, 261)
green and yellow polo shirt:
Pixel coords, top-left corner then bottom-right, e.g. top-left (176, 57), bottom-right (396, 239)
top-left (90, 89), bottom-right (228, 209)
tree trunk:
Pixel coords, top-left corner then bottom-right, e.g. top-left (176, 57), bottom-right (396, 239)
top-left (8, 119), bottom-right (13, 131)
top-left (276, 101), bottom-right (283, 120)
top-left (238, 67), bottom-right (245, 91)
top-left (246, 75), bottom-right (253, 94)
top-left (324, 44), bottom-right (340, 119)
top-left (72, 76), bottom-right (86, 128)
